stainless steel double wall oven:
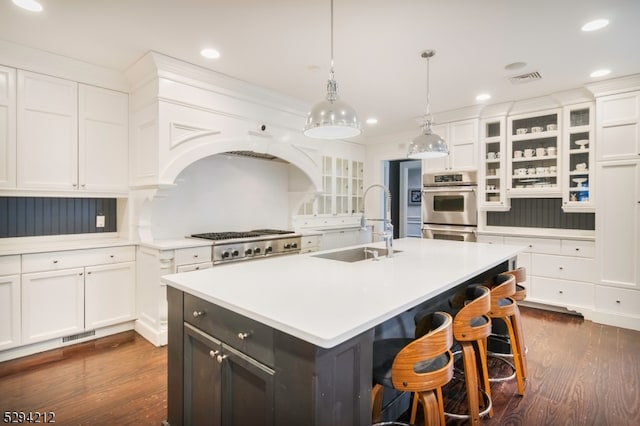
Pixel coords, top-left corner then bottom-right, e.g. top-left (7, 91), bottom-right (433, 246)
top-left (421, 171), bottom-right (478, 242)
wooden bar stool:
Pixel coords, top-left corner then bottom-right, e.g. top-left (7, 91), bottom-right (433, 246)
top-left (484, 273), bottom-right (527, 395)
top-left (505, 267), bottom-right (528, 302)
top-left (371, 311), bottom-right (454, 425)
top-left (446, 285), bottom-right (493, 425)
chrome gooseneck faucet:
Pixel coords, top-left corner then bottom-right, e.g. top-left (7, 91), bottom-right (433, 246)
top-left (361, 184), bottom-right (394, 257)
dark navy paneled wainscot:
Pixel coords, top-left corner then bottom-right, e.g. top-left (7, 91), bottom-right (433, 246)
top-left (0, 197), bottom-right (117, 238)
top-left (487, 198), bottom-right (595, 230)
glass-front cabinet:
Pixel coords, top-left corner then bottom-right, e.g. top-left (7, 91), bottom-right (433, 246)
top-left (479, 117), bottom-right (509, 211)
top-left (562, 102), bottom-right (595, 212)
top-left (507, 109), bottom-right (561, 197)
top-left (298, 156), bottom-right (363, 216)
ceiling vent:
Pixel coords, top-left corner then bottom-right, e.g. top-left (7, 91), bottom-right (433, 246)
top-left (509, 71), bottom-right (543, 85)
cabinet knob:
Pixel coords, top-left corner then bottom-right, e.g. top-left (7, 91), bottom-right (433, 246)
top-left (559, 290), bottom-right (564, 294)
top-left (559, 266), bottom-right (564, 270)
top-left (53, 260), bottom-right (58, 264)
top-left (194, 254), bottom-right (198, 258)
top-left (209, 350), bottom-right (219, 358)
top-left (193, 310), bottom-right (205, 318)
top-left (216, 354), bottom-right (228, 364)
top-left (616, 300), bottom-right (621, 304)
top-left (110, 255), bottom-right (115, 258)
top-left (238, 332), bottom-right (252, 340)
top-left (575, 248), bottom-right (580, 251)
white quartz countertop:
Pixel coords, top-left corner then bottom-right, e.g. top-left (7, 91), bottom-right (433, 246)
top-left (162, 238), bottom-right (525, 348)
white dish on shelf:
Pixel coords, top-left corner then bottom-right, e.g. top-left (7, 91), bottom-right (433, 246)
top-left (572, 177), bottom-right (587, 187)
top-left (574, 139), bottom-right (589, 149)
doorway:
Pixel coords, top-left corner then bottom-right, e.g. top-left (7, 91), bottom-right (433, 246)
top-left (385, 159), bottom-right (422, 238)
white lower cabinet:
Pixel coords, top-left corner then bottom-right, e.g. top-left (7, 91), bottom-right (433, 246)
top-left (594, 285), bottom-right (640, 318)
top-left (85, 262), bottom-right (136, 329)
top-left (22, 268), bottom-right (85, 344)
top-left (479, 234), bottom-right (596, 314)
top-left (0, 255), bottom-right (21, 350)
top-left (21, 246), bottom-right (136, 345)
top-left (300, 235), bottom-right (322, 253)
top-left (136, 244), bottom-right (213, 346)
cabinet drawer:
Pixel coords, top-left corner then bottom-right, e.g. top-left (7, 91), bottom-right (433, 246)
top-left (176, 261), bottom-right (213, 273)
top-left (531, 254), bottom-right (596, 283)
top-left (301, 235), bottom-right (321, 249)
top-left (594, 286), bottom-right (640, 317)
top-left (504, 236), bottom-right (561, 255)
top-left (477, 235), bottom-right (505, 244)
top-left (560, 240), bottom-right (595, 258)
top-left (0, 255), bottom-right (21, 275)
top-left (530, 276), bottom-right (594, 309)
top-left (184, 293), bottom-right (274, 366)
top-left (175, 246), bottom-right (212, 265)
top-left (22, 246), bottom-right (135, 273)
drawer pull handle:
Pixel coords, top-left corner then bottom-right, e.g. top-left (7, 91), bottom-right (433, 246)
top-left (238, 332), bottom-right (252, 340)
top-left (193, 311), bottom-right (205, 318)
top-left (559, 266), bottom-right (564, 270)
top-left (559, 290), bottom-right (564, 294)
top-left (110, 255), bottom-right (115, 258)
top-left (194, 254), bottom-right (198, 258)
top-left (616, 300), bottom-right (621, 304)
top-left (53, 260), bottom-right (59, 264)
top-left (575, 248), bottom-right (580, 251)
top-left (209, 350), bottom-right (219, 358)
top-left (216, 354), bottom-right (228, 364)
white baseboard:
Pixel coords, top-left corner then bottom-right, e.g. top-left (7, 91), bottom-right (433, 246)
top-left (134, 319), bottom-right (167, 347)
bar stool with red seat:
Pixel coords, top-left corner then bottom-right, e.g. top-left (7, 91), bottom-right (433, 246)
top-left (371, 311), bottom-right (454, 425)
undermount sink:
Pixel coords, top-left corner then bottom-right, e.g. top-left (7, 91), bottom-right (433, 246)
top-left (312, 246), bottom-right (402, 263)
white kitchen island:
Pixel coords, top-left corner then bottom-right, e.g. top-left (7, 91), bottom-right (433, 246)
top-left (162, 238), bottom-right (524, 426)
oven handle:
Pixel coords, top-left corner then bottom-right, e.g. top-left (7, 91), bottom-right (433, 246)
top-left (422, 187), bottom-right (477, 193)
top-left (422, 226), bottom-right (477, 235)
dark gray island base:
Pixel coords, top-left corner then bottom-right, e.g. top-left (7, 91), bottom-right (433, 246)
top-left (164, 260), bottom-right (511, 426)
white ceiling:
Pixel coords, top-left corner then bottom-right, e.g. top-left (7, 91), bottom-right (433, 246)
top-left (2, 0), bottom-right (640, 140)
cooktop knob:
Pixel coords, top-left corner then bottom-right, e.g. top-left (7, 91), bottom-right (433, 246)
top-left (245, 248), bottom-right (253, 256)
top-left (232, 250), bottom-right (239, 257)
top-left (222, 251), bottom-right (230, 258)
top-left (254, 247), bottom-right (262, 254)
top-left (284, 243), bottom-right (291, 249)
top-left (291, 242), bottom-right (298, 249)
top-left (265, 246), bottom-right (273, 253)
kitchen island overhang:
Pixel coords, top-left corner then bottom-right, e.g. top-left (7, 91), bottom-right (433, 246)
top-left (162, 238), bottom-right (525, 349)
top-left (162, 238), bottom-right (525, 426)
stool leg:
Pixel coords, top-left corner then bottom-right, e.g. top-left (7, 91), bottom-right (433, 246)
top-left (475, 338), bottom-right (493, 417)
top-left (511, 307), bottom-right (529, 378)
top-left (503, 317), bottom-right (525, 395)
top-left (371, 384), bottom-right (383, 423)
top-left (410, 391), bottom-right (420, 424)
top-left (461, 342), bottom-right (481, 425)
top-left (417, 390), bottom-right (440, 426)
top-left (436, 387), bottom-right (446, 426)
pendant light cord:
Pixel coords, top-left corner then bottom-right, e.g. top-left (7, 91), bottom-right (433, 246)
top-left (326, 0), bottom-right (337, 101)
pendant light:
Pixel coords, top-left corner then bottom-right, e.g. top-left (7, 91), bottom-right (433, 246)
top-left (304, 0), bottom-right (361, 139)
top-left (407, 50), bottom-right (448, 159)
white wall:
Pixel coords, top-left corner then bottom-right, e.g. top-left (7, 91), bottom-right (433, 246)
top-left (149, 154), bottom-right (290, 239)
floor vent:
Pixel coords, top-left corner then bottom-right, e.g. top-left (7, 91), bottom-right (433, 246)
top-left (62, 330), bottom-right (95, 343)
top-left (509, 71), bottom-right (543, 84)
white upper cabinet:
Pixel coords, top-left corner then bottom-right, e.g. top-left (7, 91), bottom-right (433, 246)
top-left (79, 84), bottom-right (129, 192)
top-left (596, 91), bottom-right (640, 162)
top-left (17, 70), bottom-right (78, 190)
top-left (422, 119), bottom-right (479, 172)
top-left (0, 66), bottom-right (16, 189)
top-left (15, 70), bottom-right (128, 194)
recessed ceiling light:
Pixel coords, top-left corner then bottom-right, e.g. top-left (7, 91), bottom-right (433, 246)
top-left (590, 69), bottom-right (611, 78)
top-left (504, 62), bottom-right (527, 71)
top-left (582, 19), bottom-right (610, 32)
top-left (12, 0), bottom-right (43, 12)
top-left (200, 48), bottom-right (220, 59)
top-left (476, 93), bottom-right (491, 101)
top-left (366, 118), bottom-right (378, 125)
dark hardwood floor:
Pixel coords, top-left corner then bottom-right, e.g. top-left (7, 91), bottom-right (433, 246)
top-left (0, 307), bottom-right (638, 425)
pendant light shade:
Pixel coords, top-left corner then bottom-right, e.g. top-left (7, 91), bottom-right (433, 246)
top-left (407, 50), bottom-right (448, 159)
top-left (304, 0), bottom-right (361, 139)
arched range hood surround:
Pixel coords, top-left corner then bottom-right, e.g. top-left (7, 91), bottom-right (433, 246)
top-left (126, 52), bottom-right (327, 242)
